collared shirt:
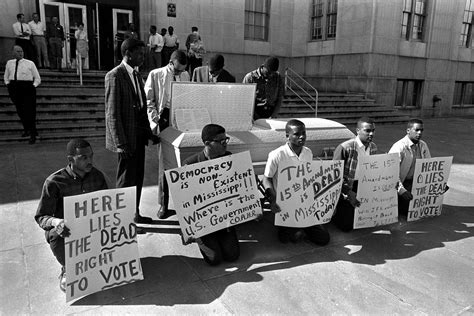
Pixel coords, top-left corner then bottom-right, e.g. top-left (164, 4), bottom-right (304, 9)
top-left (242, 67), bottom-right (285, 109)
top-left (121, 60), bottom-right (144, 108)
top-left (148, 33), bottom-right (164, 52)
top-left (12, 21), bottom-right (31, 39)
top-left (46, 23), bottom-right (65, 40)
top-left (164, 33), bottom-right (179, 47)
top-left (389, 135), bottom-right (431, 194)
top-left (28, 20), bottom-right (45, 36)
top-left (355, 136), bottom-right (371, 156)
top-left (264, 143), bottom-right (313, 190)
top-left (35, 165), bottom-right (108, 231)
top-left (4, 58), bottom-right (41, 87)
top-left (333, 137), bottom-right (377, 194)
top-left (144, 64), bottom-right (190, 133)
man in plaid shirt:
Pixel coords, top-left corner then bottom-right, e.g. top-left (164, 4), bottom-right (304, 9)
top-left (332, 117), bottom-right (377, 232)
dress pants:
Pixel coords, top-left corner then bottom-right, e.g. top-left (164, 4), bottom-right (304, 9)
top-left (46, 229), bottom-right (65, 266)
top-left (196, 227), bottom-right (240, 266)
top-left (116, 137), bottom-right (146, 216)
top-left (32, 36), bottom-right (49, 68)
top-left (7, 81), bottom-right (37, 135)
top-left (332, 182), bottom-right (358, 232)
top-left (398, 179), bottom-right (413, 217)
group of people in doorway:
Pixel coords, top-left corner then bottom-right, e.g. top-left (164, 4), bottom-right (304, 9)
top-left (31, 37), bottom-right (449, 293)
top-left (12, 12), bottom-right (88, 71)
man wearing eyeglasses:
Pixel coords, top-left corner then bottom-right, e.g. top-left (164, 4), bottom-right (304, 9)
top-left (145, 49), bottom-right (190, 219)
top-left (181, 124), bottom-right (240, 265)
top-left (332, 117), bottom-right (377, 232)
top-left (191, 54), bottom-right (235, 83)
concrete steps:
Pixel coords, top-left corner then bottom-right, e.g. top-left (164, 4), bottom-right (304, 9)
top-left (0, 69), bottom-right (106, 144)
top-left (280, 90), bottom-right (409, 124)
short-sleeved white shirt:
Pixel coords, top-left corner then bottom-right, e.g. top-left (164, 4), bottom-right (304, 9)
top-left (264, 143), bottom-right (313, 190)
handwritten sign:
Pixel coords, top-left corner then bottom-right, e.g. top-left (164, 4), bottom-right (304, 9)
top-left (275, 160), bottom-right (343, 227)
top-left (165, 151), bottom-right (262, 239)
top-left (354, 153), bottom-right (399, 229)
top-left (408, 156), bottom-right (452, 221)
top-left (64, 187), bottom-right (143, 302)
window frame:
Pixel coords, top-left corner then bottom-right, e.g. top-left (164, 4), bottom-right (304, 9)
top-left (395, 79), bottom-right (424, 108)
top-left (401, 0), bottom-right (427, 42)
top-left (310, 0), bottom-right (338, 41)
top-left (453, 81), bottom-right (474, 106)
top-left (244, 0), bottom-right (271, 41)
top-left (460, 0), bottom-right (474, 47)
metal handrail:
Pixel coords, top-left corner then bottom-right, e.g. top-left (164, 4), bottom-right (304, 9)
top-left (284, 67), bottom-right (318, 117)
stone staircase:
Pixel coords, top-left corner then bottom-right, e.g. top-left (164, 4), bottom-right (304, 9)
top-left (0, 69), bottom-right (106, 144)
top-left (279, 90), bottom-right (409, 125)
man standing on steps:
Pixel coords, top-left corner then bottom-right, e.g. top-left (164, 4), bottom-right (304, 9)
top-left (243, 56), bottom-right (285, 120)
top-left (4, 45), bottom-right (41, 144)
top-left (46, 17), bottom-right (65, 71)
top-left (105, 38), bottom-right (160, 228)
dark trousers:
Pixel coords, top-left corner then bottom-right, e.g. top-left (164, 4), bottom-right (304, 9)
top-left (196, 227), bottom-right (240, 266)
top-left (116, 138), bottom-right (146, 216)
top-left (7, 81), bottom-right (37, 135)
top-left (162, 46), bottom-right (176, 66)
top-left (278, 225), bottom-right (330, 245)
top-left (149, 51), bottom-right (162, 69)
top-left (333, 182), bottom-right (358, 232)
top-left (253, 105), bottom-right (274, 120)
top-left (46, 229), bottom-right (65, 266)
top-left (15, 38), bottom-right (36, 63)
top-left (187, 56), bottom-right (202, 77)
top-left (398, 179), bottom-right (413, 217)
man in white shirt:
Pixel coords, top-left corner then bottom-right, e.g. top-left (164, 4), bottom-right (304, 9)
top-left (4, 45), bottom-right (41, 144)
top-left (162, 26), bottom-right (179, 66)
top-left (12, 13), bottom-right (36, 62)
top-left (148, 25), bottom-right (164, 70)
top-left (389, 118), bottom-right (434, 217)
top-left (263, 119), bottom-right (330, 245)
top-left (145, 49), bottom-right (189, 219)
top-left (28, 13), bottom-right (49, 68)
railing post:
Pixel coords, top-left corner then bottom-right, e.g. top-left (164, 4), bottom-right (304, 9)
top-left (78, 52), bottom-right (83, 86)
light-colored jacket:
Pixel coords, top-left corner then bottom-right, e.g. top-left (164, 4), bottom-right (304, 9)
top-left (144, 65), bottom-right (190, 134)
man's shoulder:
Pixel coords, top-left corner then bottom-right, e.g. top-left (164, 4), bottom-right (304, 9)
top-left (106, 64), bottom-right (124, 78)
top-left (339, 138), bottom-right (356, 149)
top-left (44, 167), bottom-right (68, 184)
top-left (183, 151), bottom-right (204, 165)
top-left (268, 144), bottom-right (288, 158)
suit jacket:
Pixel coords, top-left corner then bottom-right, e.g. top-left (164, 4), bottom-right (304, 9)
top-left (105, 63), bottom-right (152, 153)
top-left (192, 65), bottom-right (236, 83)
top-left (144, 65), bottom-right (190, 134)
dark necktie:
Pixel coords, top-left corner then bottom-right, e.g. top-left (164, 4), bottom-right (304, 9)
top-left (14, 59), bottom-right (19, 81)
top-left (133, 71), bottom-right (143, 108)
top-left (20, 23), bottom-right (24, 34)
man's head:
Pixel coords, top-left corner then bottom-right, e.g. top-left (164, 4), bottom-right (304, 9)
top-left (128, 23), bottom-right (136, 31)
top-left (32, 13), bottom-right (39, 22)
top-left (191, 26), bottom-right (198, 33)
top-left (121, 38), bottom-right (146, 67)
top-left (169, 50), bottom-right (187, 75)
top-left (78, 22), bottom-right (84, 30)
top-left (406, 118), bottom-right (424, 144)
top-left (209, 54), bottom-right (225, 77)
top-left (66, 139), bottom-right (93, 177)
top-left (356, 117), bottom-right (375, 146)
top-left (202, 124), bottom-right (229, 158)
top-left (150, 25), bottom-right (157, 34)
top-left (12, 45), bottom-right (24, 60)
top-left (168, 26), bottom-right (174, 35)
top-left (52, 17), bottom-right (58, 24)
top-left (160, 28), bottom-right (167, 36)
top-left (17, 13), bottom-right (24, 22)
top-left (261, 56), bottom-right (279, 77)
top-left (286, 119), bottom-right (307, 149)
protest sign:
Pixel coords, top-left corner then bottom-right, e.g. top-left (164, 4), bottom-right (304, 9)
top-left (407, 156), bottom-right (452, 221)
top-left (64, 187), bottom-right (143, 302)
top-left (274, 159), bottom-right (343, 227)
top-left (354, 153), bottom-right (399, 229)
top-left (165, 151), bottom-right (262, 240)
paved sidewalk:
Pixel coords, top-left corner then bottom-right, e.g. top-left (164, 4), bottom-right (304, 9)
top-left (0, 117), bottom-right (473, 315)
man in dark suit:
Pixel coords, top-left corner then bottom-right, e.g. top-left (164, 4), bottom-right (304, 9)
top-left (105, 38), bottom-right (160, 225)
top-left (192, 54), bottom-right (235, 83)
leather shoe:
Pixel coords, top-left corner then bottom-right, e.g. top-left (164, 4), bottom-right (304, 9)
top-left (134, 214), bottom-right (153, 224)
top-left (157, 206), bottom-right (175, 219)
top-left (59, 266), bottom-right (66, 293)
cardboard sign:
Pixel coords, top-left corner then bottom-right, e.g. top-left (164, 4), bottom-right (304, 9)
top-left (407, 157), bottom-right (452, 221)
top-left (165, 151), bottom-right (262, 239)
top-left (64, 187), bottom-right (143, 302)
top-left (354, 153), bottom-right (399, 229)
top-left (274, 160), bottom-right (343, 227)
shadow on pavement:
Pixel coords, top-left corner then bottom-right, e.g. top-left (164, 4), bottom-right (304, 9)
top-left (72, 204), bottom-right (473, 306)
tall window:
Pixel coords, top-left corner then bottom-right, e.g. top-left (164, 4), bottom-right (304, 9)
top-left (245, 0), bottom-right (270, 41)
top-left (460, 0), bottom-right (474, 47)
top-left (310, 0), bottom-right (338, 40)
top-left (453, 82), bottom-right (474, 106)
top-left (395, 80), bottom-right (423, 108)
top-left (401, 0), bottom-right (427, 41)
